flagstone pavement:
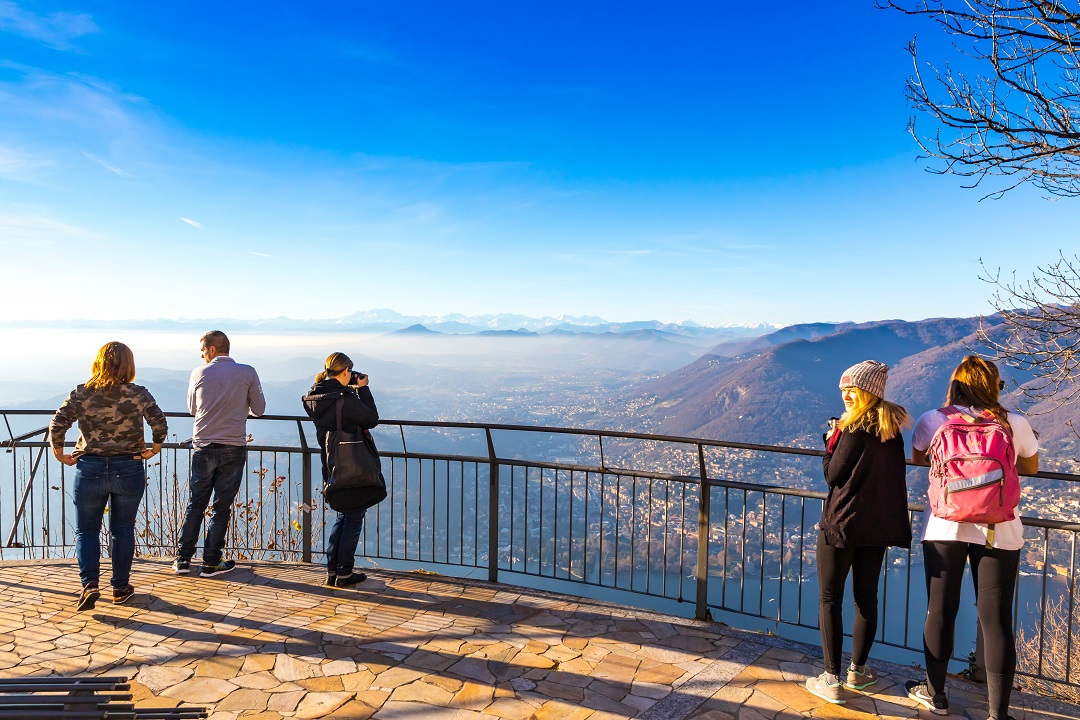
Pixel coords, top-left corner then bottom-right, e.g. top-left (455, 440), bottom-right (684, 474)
top-left (0, 559), bottom-right (1077, 720)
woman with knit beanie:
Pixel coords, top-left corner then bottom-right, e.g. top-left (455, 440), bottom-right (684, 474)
top-left (804, 360), bottom-right (912, 705)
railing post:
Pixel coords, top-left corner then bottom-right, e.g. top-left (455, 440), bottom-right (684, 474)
top-left (297, 420), bottom-right (312, 564)
top-left (486, 428), bottom-right (499, 584)
top-left (696, 444), bottom-right (712, 621)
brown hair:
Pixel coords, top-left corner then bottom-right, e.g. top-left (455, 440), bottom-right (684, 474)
top-left (315, 352), bottom-right (353, 383)
top-left (85, 341), bottom-right (136, 389)
top-left (945, 355), bottom-right (1011, 433)
top-left (200, 330), bottom-right (230, 355)
top-left (838, 386), bottom-right (911, 441)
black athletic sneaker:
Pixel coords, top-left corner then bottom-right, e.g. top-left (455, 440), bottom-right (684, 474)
top-left (76, 584), bottom-right (100, 611)
top-left (172, 558), bottom-right (190, 575)
top-left (112, 585), bottom-right (135, 604)
top-left (335, 572), bottom-right (367, 587)
top-left (325, 573), bottom-right (337, 586)
top-left (200, 559), bottom-right (236, 577)
top-left (905, 680), bottom-right (948, 715)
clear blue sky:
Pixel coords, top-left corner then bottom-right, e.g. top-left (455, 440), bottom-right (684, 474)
top-left (1, 1), bottom-right (1073, 326)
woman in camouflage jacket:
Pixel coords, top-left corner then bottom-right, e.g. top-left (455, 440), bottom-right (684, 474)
top-left (50, 341), bottom-right (168, 611)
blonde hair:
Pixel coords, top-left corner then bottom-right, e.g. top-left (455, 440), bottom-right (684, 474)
top-left (85, 341), bottom-right (136, 389)
top-left (838, 386), bottom-right (911, 441)
top-left (315, 351), bottom-right (353, 383)
top-left (945, 355), bottom-right (1011, 433)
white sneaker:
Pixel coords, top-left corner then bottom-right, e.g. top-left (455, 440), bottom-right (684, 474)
top-left (805, 672), bottom-right (846, 704)
top-left (846, 663), bottom-right (878, 690)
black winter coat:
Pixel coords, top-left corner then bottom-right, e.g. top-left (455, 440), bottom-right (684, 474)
top-left (302, 378), bottom-right (379, 483)
top-left (820, 428), bottom-right (911, 549)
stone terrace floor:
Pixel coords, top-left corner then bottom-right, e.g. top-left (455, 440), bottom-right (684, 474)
top-left (0, 560), bottom-right (1078, 720)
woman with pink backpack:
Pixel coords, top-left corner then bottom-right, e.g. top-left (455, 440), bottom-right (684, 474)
top-left (906, 356), bottom-right (1039, 720)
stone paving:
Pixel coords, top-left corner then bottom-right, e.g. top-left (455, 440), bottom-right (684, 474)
top-left (0, 559), bottom-right (1077, 720)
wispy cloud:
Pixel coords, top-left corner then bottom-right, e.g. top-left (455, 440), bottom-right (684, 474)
top-left (180, 217), bottom-right (203, 229)
top-left (0, 144), bottom-right (46, 179)
top-left (0, 1), bottom-right (98, 51)
top-left (0, 213), bottom-right (98, 245)
top-left (249, 251), bottom-right (270, 257)
top-left (83, 152), bottom-right (131, 178)
top-left (602, 249), bottom-right (652, 256)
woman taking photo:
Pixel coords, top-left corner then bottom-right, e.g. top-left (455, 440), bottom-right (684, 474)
top-left (302, 352), bottom-right (380, 588)
top-left (49, 341), bottom-right (167, 611)
top-left (906, 356), bottom-right (1038, 719)
top-left (805, 360), bottom-right (912, 704)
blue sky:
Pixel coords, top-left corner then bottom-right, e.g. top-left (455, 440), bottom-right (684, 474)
top-left (0, 1), bottom-right (1074, 326)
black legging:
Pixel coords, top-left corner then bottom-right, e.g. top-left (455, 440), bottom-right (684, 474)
top-left (922, 540), bottom-right (1019, 719)
top-left (816, 534), bottom-right (887, 675)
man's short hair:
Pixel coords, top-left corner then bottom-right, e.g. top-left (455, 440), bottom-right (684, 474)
top-left (200, 330), bottom-right (230, 355)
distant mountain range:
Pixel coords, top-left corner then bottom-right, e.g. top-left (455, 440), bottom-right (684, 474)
top-left (1, 309), bottom-right (779, 338)
top-left (639, 315), bottom-right (1079, 468)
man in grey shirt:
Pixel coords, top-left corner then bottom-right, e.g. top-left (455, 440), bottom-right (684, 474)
top-left (174, 331), bottom-right (265, 576)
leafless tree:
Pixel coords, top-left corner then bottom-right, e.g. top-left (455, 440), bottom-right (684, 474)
top-left (879, 1), bottom-right (1080, 199)
top-left (979, 252), bottom-right (1080, 407)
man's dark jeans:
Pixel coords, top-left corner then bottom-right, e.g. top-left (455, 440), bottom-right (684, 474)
top-left (177, 444), bottom-right (247, 566)
top-left (326, 510), bottom-right (365, 575)
top-left (74, 455), bottom-right (145, 589)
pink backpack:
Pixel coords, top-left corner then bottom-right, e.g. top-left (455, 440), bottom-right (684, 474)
top-left (927, 406), bottom-right (1020, 526)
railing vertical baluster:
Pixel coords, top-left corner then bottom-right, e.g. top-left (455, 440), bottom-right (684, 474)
top-left (740, 490), bottom-right (748, 613)
top-left (778, 498), bottom-right (786, 622)
top-left (904, 509), bottom-right (915, 648)
top-left (1067, 532), bottom-right (1077, 685)
top-left (1038, 526), bottom-right (1051, 677)
top-left (797, 498), bottom-right (805, 625)
top-left (615, 475), bottom-right (622, 588)
top-left (758, 493), bottom-right (766, 615)
top-left (722, 485), bottom-right (729, 609)
top-left (695, 444), bottom-right (711, 620)
top-left (662, 478), bottom-right (669, 598)
top-left (296, 420), bottom-right (312, 564)
top-left (485, 428), bottom-right (499, 583)
top-left (630, 475), bottom-right (637, 592)
top-left (646, 476), bottom-right (654, 597)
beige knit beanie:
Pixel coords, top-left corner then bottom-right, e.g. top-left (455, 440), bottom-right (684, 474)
top-left (839, 360), bottom-right (888, 398)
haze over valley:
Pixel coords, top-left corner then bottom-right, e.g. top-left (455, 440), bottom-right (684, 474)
top-left (4, 310), bottom-right (1077, 475)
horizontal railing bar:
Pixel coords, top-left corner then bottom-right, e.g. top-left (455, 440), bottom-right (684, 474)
top-left (6, 409), bottom-right (1070, 482)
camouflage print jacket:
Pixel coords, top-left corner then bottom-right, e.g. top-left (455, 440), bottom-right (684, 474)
top-left (49, 383), bottom-right (169, 458)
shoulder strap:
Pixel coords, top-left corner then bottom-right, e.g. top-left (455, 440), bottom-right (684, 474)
top-left (335, 395), bottom-right (345, 433)
top-left (941, 405), bottom-right (993, 425)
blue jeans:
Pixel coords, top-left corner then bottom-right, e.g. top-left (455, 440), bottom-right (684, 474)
top-left (326, 510), bottom-right (365, 575)
top-left (73, 456), bottom-right (146, 589)
top-left (177, 444), bottom-right (247, 566)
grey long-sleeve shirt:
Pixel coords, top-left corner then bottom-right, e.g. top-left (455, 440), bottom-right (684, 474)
top-left (187, 356), bottom-right (266, 447)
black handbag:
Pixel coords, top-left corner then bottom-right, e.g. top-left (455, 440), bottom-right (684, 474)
top-left (324, 396), bottom-right (387, 513)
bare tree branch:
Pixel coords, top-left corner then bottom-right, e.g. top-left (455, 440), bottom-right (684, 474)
top-left (879, 1), bottom-right (1080, 199)
top-left (978, 252), bottom-right (1080, 407)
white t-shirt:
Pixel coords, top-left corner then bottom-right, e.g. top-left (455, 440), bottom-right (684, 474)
top-left (911, 407), bottom-right (1039, 551)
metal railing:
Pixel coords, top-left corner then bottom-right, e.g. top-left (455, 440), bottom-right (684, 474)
top-left (3, 409), bottom-right (1078, 696)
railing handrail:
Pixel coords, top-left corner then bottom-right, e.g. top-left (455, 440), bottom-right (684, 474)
top-left (6, 408), bottom-right (1077, 482)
